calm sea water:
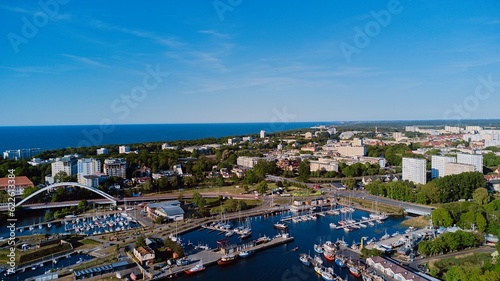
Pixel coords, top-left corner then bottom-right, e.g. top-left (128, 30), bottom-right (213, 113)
top-left (2, 209), bottom-right (408, 281)
top-left (0, 122), bottom-right (335, 152)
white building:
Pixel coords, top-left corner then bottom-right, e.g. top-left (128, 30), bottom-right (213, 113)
top-left (77, 158), bottom-right (101, 184)
top-left (3, 148), bottom-right (43, 160)
top-left (51, 156), bottom-right (78, 177)
top-left (444, 162), bottom-right (476, 176)
top-left (237, 156), bottom-right (260, 169)
top-left (119, 146), bottom-right (130, 154)
top-left (465, 126), bottom-right (482, 133)
top-left (457, 153), bottom-right (483, 173)
top-left (260, 130), bottom-right (266, 138)
top-left (242, 136), bottom-right (254, 143)
top-left (161, 143), bottom-right (179, 150)
top-left (431, 155), bottom-right (456, 179)
top-left (104, 158), bottom-right (128, 179)
top-left (96, 148), bottom-right (109, 155)
top-left (402, 158), bottom-right (426, 185)
top-left (444, 126), bottom-right (462, 134)
top-left (309, 159), bottom-right (339, 172)
top-left (405, 126), bottom-right (418, 132)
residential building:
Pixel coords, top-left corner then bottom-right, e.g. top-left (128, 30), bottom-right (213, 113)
top-left (104, 158), bottom-right (128, 179)
top-left (228, 137), bottom-right (242, 145)
top-left (392, 132), bottom-right (404, 141)
top-left (309, 159), bottom-right (339, 172)
top-left (431, 155), bottom-right (456, 179)
top-left (300, 142), bottom-right (317, 152)
top-left (457, 153), bottom-right (483, 173)
top-left (51, 156), bottom-right (78, 177)
top-left (260, 130), bottom-right (266, 138)
top-left (444, 162), bottom-right (476, 176)
top-left (366, 256), bottom-right (429, 281)
top-left (444, 126), bottom-right (461, 134)
top-left (145, 200), bottom-right (184, 221)
top-left (402, 158), bottom-right (426, 185)
top-left (96, 148), bottom-right (109, 155)
top-left (242, 136), bottom-right (254, 143)
top-left (405, 126), bottom-right (418, 132)
top-left (119, 146), bottom-right (130, 154)
top-left (133, 246), bottom-right (155, 265)
top-left (161, 143), bottom-right (179, 150)
top-left (304, 132), bottom-right (313, 139)
top-left (3, 148), bottom-right (43, 160)
top-left (77, 158), bottom-right (101, 184)
top-left (0, 176), bottom-right (34, 196)
top-left (237, 156), bottom-right (260, 169)
top-left (352, 138), bottom-right (363, 146)
top-left (337, 145), bottom-right (366, 157)
top-left (465, 126), bottom-right (482, 133)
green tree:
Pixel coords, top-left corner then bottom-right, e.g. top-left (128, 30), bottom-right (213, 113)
top-left (53, 171), bottom-right (69, 183)
top-left (297, 160), bottom-right (310, 182)
top-left (136, 235), bottom-right (146, 248)
top-left (473, 188), bottom-right (491, 205)
top-left (22, 186), bottom-right (39, 199)
top-left (191, 191), bottom-right (206, 209)
top-left (432, 207), bottom-right (453, 227)
top-left (256, 181), bottom-right (268, 195)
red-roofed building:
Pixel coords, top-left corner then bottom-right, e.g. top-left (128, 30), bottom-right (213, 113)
top-left (0, 176), bottom-right (34, 196)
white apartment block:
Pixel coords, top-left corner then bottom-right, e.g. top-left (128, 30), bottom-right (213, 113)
top-left (444, 126), bottom-right (462, 134)
top-left (405, 126), bottom-right (418, 132)
top-left (392, 132), bottom-right (404, 141)
top-left (402, 158), bottom-right (427, 185)
top-left (51, 156), bottom-right (78, 177)
top-left (77, 158), bottom-right (101, 184)
top-left (431, 155), bottom-right (456, 179)
top-left (3, 148), bottom-right (43, 160)
top-left (337, 145), bottom-right (366, 157)
top-left (260, 130), bottom-right (266, 138)
top-left (309, 159), bottom-right (339, 172)
top-left (104, 158), bottom-right (128, 179)
top-left (443, 162), bottom-right (476, 177)
top-left (119, 145), bottom-right (130, 154)
top-left (465, 126), bottom-right (482, 133)
top-left (237, 156), bottom-right (260, 168)
top-left (96, 147), bottom-right (109, 155)
top-left (457, 153), bottom-right (483, 173)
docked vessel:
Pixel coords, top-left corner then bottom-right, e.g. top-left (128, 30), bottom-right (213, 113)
top-left (299, 253), bottom-right (311, 266)
top-left (185, 261), bottom-right (205, 275)
top-left (217, 254), bottom-right (237, 265)
top-left (238, 250), bottom-right (255, 259)
top-left (274, 222), bottom-right (288, 230)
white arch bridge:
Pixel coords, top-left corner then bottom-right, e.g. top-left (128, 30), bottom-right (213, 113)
top-left (15, 182), bottom-right (117, 208)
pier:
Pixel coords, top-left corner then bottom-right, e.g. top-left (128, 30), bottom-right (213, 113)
top-left (151, 234), bottom-right (294, 279)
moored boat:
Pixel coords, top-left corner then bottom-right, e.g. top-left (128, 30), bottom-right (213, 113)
top-left (274, 222), bottom-right (288, 230)
top-left (349, 265), bottom-right (362, 277)
top-left (185, 261), bottom-right (205, 275)
top-left (299, 253), bottom-right (311, 266)
top-left (323, 251), bottom-right (335, 261)
top-left (239, 250), bottom-right (255, 258)
top-left (217, 254), bottom-right (237, 265)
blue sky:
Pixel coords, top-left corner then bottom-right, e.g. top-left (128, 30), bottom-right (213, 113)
top-left (1, 1), bottom-right (500, 126)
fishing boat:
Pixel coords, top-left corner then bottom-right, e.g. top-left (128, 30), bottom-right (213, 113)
top-left (391, 231), bottom-right (400, 237)
top-left (321, 270), bottom-right (336, 281)
top-left (349, 265), bottom-right (362, 277)
top-left (274, 222), bottom-right (288, 230)
top-left (256, 235), bottom-right (270, 245)
top-left (314, 266), bottom-right (323, 275)
top-left (176, 257), bottom-right (190, 266)
top-left (185, 260), bottom-right (205, 275)
top-left (314, 255), bottom-right (324, 265)
top-left (335, 256), bottom-right (346, 268)
top-left (299, 253), bottom-right (311, 266)
top-left (217, 254), bottom-right (237, 265)
top-left (323, 241), bottom-right (336, 252)
top-left (314, 244), bottom-right (324, 254)
top-left (323, 251), bottom-right (335, 261)
top-left (239, 231), bottom-right (251, 240)
top-left (239, 250), bottom-right (255, 259)
top-left (380, 230), bottom-right (390, 240)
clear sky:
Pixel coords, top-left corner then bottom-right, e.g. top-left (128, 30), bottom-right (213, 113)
top-left (1, 1), bottom-right (499, 126)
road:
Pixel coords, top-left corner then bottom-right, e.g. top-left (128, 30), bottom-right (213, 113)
top-left (265, 175), bottom-right (434, 215)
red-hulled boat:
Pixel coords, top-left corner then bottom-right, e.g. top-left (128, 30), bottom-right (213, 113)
top-left (323, 251), bottom-right (335, 261)
top-left (217, 254), bottom-right (237, 265)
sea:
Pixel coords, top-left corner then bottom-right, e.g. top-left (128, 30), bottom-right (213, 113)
top-left (0, 122), bottom-right (336, 152)
top-left (2, 209), bottom-right (410, 281)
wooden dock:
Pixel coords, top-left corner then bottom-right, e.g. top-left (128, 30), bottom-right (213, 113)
top-left (151, 235), bottom-right (294, 279)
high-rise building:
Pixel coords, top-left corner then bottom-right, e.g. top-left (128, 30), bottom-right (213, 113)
top-left (443, 162), bottom-right (476, 177)
top-left (431, 155), bottom-right (456, 179)
top-left (457, 153), bottom-right (483, 173)
top-left (77, 158), bottom-right (101, 184)
top-left (402, 158), bottom-right (427, 185)
top-left (104, 158), bottom-right (128, 179)
top-left (96, 148), bottom-right (109, 155)
top-left (3, 148), bottom-right (43, 160)
top-left (260, 130), bottom-right (266, 138)
top-left (51, 156), bottom-right (78, 178)
top-left (119, 146), bottom-right (130, 154)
